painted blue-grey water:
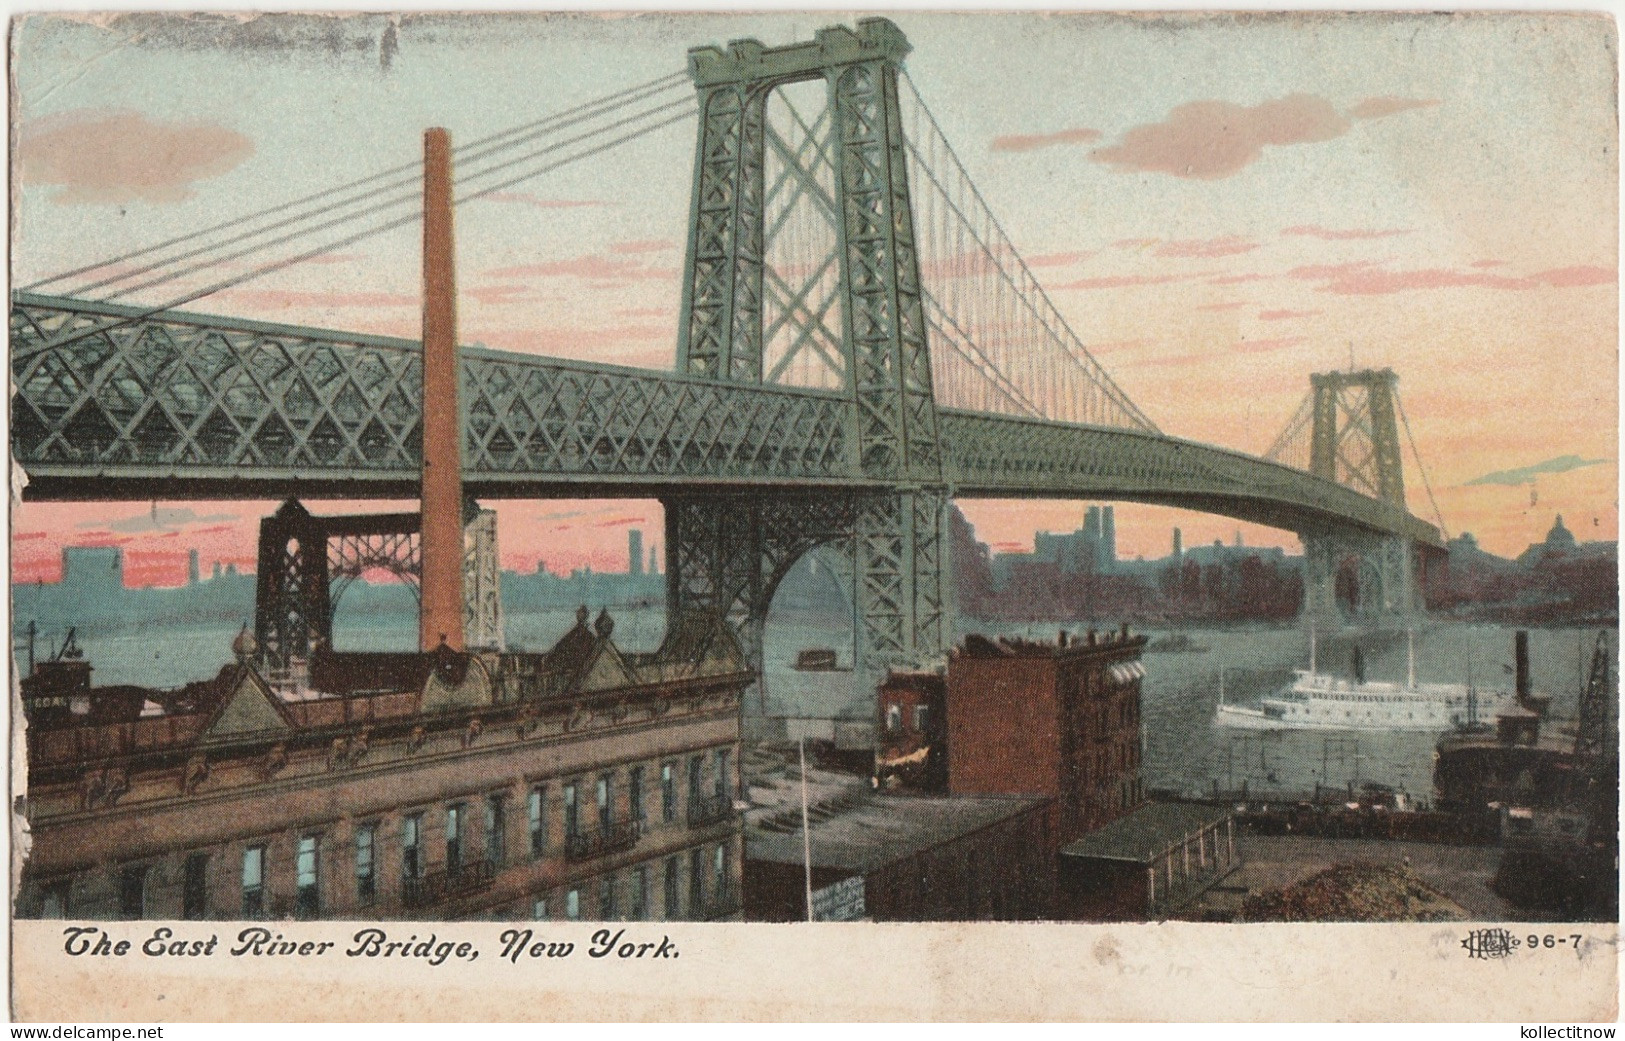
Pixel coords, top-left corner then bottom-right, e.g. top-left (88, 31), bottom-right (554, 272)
top-left (21, 608), bottom-right (1608, 803)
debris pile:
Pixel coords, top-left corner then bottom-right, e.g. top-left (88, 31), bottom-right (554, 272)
top-left (1237, 862), bottom-right (1467, 922)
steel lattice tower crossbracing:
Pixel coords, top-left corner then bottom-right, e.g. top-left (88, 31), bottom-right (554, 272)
top-left (671, 19), bottom-right (952, 687)
top-left (1301, 368), bottom-right (1423, 621)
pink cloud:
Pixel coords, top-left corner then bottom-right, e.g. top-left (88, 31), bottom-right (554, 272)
top-left (992, 127), bottom-right (1102, 152)
top-left (1287, 260), bottom-right (1381, 281)
top-left (1196, 301), bottom-right (1248, 311)
top-left (475, 323), bottom-right (670, 356)
top-left (591, 516), bottom-right (647, 529)
top-left (468, 284), bottom-right (534, 305)
top-left (615, 306), bottom-right (669, 318)
top-left (1091, 94), bottom-right (1350, 179)
top-left (217, 288), bottom-right (416, 310)
top-left (1154, 236), bottom-right (1259, 259)
top-left (610, 240), bottom-right (676, 254)
top-left (1051, 273), bottom-right (1191, 290)
top-left (1532, 265), bottom-right (1615, 287)
top-left (1282, 224), bottom-right (1410, 240)
top-left (1207, 273), bottom-right (1269, 286)
top-left (15, 531), bottom-right (49, 541)
top-left (1257, 308), bottom-right (1322, 321)
top-left (1112, 238), bottom-right (1161, 251)
top-left (484, 253), bottom-right (679, 283)
top-left (19, 108), bottom-right (253, 204)
top-left (1311, 266), bottom-right (1533, 295)
top-left (1349, 96), bottom-right (1441, 120)
top-left (1234, 335), bottom-right (1308, 354)
top-left (1024, 250), bottom-right (1094, 268)
top-left (479, 191), bottom-right (608, 210)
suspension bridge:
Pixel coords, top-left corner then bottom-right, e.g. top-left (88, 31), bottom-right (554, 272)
top-left (10, 19), bottom-right (1446, 684)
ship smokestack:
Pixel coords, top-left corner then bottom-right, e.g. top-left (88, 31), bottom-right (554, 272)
top-left (420, 127), bottom-right (464, 653)
top-left (1515, 629), bottom-right (1531, 704)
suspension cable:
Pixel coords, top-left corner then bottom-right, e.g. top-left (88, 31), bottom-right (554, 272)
top-left (23, 70), bottom-right (689, 294)
top-left (14, 103), bottom-right (696, 361)
top-left (1397, 392), bottom-right (1449, 540)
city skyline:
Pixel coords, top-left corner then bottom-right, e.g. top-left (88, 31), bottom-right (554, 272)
top-left (10, 12), bottom-right (1616, 583)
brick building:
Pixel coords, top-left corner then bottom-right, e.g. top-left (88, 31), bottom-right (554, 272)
top-left (875, 669), bottom-right (947, 791)
top-left (947, 626), bottom-right (1147, 843)
top-left (18, 608), bottom-right (749, 923)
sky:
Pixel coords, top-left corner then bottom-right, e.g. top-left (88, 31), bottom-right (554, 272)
top-left (9, 12), bottom-right (1618, 586)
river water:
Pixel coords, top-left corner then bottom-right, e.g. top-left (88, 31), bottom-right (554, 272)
top-left (23, 607), bottom-right (1610, 803)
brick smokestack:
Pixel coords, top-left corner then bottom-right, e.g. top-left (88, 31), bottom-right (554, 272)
top-left (420, 127), bottom-right (464, 652)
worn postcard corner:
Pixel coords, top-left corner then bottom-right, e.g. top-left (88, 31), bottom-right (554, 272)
top-left (5, 9), bottom-right (1619, 1023)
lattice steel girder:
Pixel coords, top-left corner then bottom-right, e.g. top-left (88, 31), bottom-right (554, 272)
top-left (939, 410), bottom-right (1443, 547)
top-left (852, 487), bottom-right (951, 678)
top-left (10, 295), bottom-right (1443, 549)
top-left (663, 492), bottom-right (860, 670)
top-left (11, 293), bottom-right (857, 492)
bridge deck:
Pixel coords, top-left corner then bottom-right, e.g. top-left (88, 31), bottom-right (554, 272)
top-left (9, 292), bottom-right (1441, 547)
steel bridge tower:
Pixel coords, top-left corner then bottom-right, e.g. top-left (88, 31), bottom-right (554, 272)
top-left (664, 18), bottom-right (950, 699)
top-left (1300, 368), bottom-right (1424, 622)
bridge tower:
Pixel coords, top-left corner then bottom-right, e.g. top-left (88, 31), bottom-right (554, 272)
top-left (1300, 368), bottom-right (1423, 622)
top-left (666, 18), bottom-right (950, 700)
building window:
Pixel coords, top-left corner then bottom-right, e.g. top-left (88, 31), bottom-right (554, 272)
top-left (118, 865), bottom-right (148, 920)
top-left (629, 767), bottom-right (645, 824)
top-left (714, 843), bottom-right (727, 887)
top-left (532, 897), bottom-right (548, 921)
top-left (661, 764), bottom-right (676, 823)
top-left (664, 856), bottom-right (680, 918)
top-left (688, 756), bottom-right (703, 812)
top-left (39, 882), bottom-right (70, 919)
top-left (295, 835), bottom-right (320, 919)
top-left (528, 786), bottom-right (546, 858)
top-left (485, 794), bottom-right (506, 868)
top-left (446, 804), bottom-right (465, 870)
top-left (914, 705), bottom-right (930, 732)
top-left (886, 704), bottom-right (903, 733)
top-left (355, 824), bottom-right (377, 906)
top-left (632, 866), bottom-right (648, 920)
top-left (402, 814), bottom-right (423, 882)
top-left (600, 873), bottom-right (617, 920)
top-left (689, 846), bottom-right (705, 907)
top-left (566, 888), bottom-right (581, 920)
top-left (241, 846), bottom-right (265, 919)
top-left (182, 853), bottom-right (209, 920)
top-left (597, 773), bottom-right (614, 832)
top-left (563, 782), bottom-right (580, 839)
top-left (714, 748), bottom-right (731, 803)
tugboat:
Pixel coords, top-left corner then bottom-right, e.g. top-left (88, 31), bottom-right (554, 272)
top-left (1145, 632), bottom-right (1211, 654)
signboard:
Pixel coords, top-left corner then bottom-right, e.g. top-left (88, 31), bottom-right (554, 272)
top-left (811, 875), bottom-right (866, 922)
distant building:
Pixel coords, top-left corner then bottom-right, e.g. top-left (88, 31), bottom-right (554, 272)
top-left (18, 608), bottom-right (751, 923)
top-left (628, 529), bottom-right (644, 577)
top-left (60, 547), bottom-right (123, 593)
top-left (187, 549), bottom-right (201, 586)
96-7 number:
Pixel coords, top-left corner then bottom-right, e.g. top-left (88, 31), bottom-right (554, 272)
top-left (1528, 934), bottom-right (1585, 951)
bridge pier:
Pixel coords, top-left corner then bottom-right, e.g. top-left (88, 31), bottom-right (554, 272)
top-left (663, 488), bottom-right (952, 711)
top-left (1300, 531), bottom-right (1423, 625)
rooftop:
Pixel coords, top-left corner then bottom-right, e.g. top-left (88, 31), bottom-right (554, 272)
top-left (745, 747), bottom-right (1048, 874)
top-left (1060, 801), bottom-right (1232, 864)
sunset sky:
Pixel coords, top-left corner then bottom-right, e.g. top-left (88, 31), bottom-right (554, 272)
top-left (10, 12), bottom-right (1617, 588)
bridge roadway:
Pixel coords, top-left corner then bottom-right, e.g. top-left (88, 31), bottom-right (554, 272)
top-left (10, 292), bottom-right (1442, 548)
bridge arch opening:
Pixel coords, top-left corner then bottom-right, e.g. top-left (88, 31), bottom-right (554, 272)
top-left (754, 542), bottom-right (857, 735)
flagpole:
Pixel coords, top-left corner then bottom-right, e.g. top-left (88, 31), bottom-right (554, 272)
top-left (800, 736), bottom-right (814, 922)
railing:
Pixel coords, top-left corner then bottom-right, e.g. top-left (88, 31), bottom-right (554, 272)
top-left (687, 793), bottom-right (735, 829)
top-left (700, 882), bottom-right (741, 921)
top-left (564, 820), bottom-right (641, 862)
top-left (401, 859), bottom-right (496, 909)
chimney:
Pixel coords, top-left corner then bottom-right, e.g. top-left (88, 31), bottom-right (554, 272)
top-left (1515, 630), bottom-right (1531, 703)
top-left (419, 127), bottom-right (465, 653)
